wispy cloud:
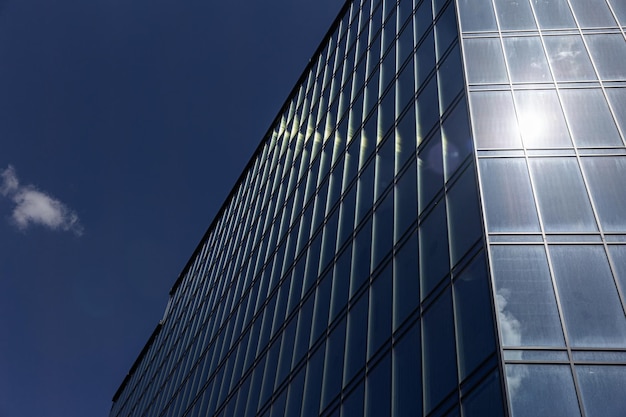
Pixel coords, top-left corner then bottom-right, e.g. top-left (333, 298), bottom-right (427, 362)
top-left (1, 165), bottom-right (83, 236)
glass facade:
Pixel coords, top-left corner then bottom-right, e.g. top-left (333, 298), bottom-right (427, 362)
top-left (110, 1), bottom-right (626, 416)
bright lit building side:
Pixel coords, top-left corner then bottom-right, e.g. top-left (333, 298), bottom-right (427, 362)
top-left (110, 0), bottom-right (626, 416)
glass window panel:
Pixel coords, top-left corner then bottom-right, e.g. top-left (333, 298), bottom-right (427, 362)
top-left (301, 344), bottom-right (325, 417)
top-left (505, 364), bottom-right (581, 417)
top-left (544, 35), bottom-right (597, 81)
top-left (560, 89), bottom-right (621, 146)
top-left (551, 245), bottom-right (626, 347)
top-left (576, 365), bottom-right (626, 417)
top-left (394, 159), bottom-right (417, 242)
top-left (494, 0), bottom-right (536, 30)
top-left (470, 91), bottom-right (521, 148)
top-left (438, 45), bottom-right (464, 115)
top-left (419, 201), bottom-right (450, 297)
top-left (503, 37), bottom-right (552, 83)
top-left (418, 133), bottom-right (444, 212)
top-left (581, 157), bottom-right (626, 232)
top-left (423, 290), bottom-right (457, 413)
top-left (435, 3), bottom-right (458, 59)
top-left (416, 30), bottom-right (436, 87)
top-left (393, 231), bottom-right (419, 329)
top-left (392, 322), bottom-right (422, 417)
top-left (416, 76), bottom-right (439, 140)
top-left (344, 292), bottom-right (368, 384)
top-left (463, 38), bottom-right (508, 84)
top-left (458, 0), bottom-right (498, 32)
top-left (368, 264), bottom-right (392, 357)
top-left (462, 370), bottom-right (505, 417)
top-left (442, 98), bottom-right (472, 180)
top-left (515, 90), bottom-right (572, 148)
top-left (350, 217), bottom-right (372, 296)
top-left (491, 245), bottom-right (564, 347)
top-left (414, 0), bottom-right (433, 44)
top-left (586, 34), bottom-right (626, 80)
top-left (569, 0), bottom-right (616, 28)
top-left (365, 354), bottom-right (391, 417)
top-left (453, 253), bottom-right (496, 378)
top-left (479, 159), bottom-right (540, 232)
top-left (608, 245), bottom-right (626, 296)
top-left (395, 99), bottom-right (416, 163)
top-left (606, 88), bottom-right (626, 138)
top-left (529, 158), bottom-right (597, 232)
top-left (532, 0), bottom-right (576, 29)
top-left (321, 317), bottom-right (347, 411)
top-left (446, 165), bottom-right (482, 265)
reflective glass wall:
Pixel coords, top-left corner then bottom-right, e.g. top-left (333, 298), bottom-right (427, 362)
top-left (459, 0), bottom-right (626, 415)
top-left (110, 0), bottom-right (505, 416)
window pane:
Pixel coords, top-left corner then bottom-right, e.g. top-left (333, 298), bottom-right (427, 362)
top-left (576, 365), bottom-right (626, 417)
top-left (568, 0), bottom-right (616, 28)
top-left (503, 37), bottom-right (552, 83)
top-left (494, 0), bottom-right (536, 30)
top-left (550, 245), bottom-right (626, 347)
top-left (581, 157), bottom-right (626, 232)
top-left (544, 35), bottom-right (597, 81)
top-left (532, 0), bottom-right (576, 29)
top-left (560, 89), bottom-right (622, 146)
top-left (365, 354), bottom-right (391, 417)
top-left (491, 245), bottom-right (564, 346)
top-left (419, 201), bottom-right (450, 297)
top-left (586, 34), bottom-right (626, 80)
top-left (446, 165), bottom-right (482, 265)
top-left (393, 231), bottom-right (419, 329)
top-left (418, 133), bottom-right (444, 212)
top-left (392, 322), bottom-right (422, 417)
top-left (453, 253), bottom-right (496, 378)
top-left (470, 91), bottom-right (522, 148)
top-left (529, 158), bottom-right (597, 232)
top-left (505, 364), bottom-right (581, 417)
top-left (608, 0), bottom-right (626, 26)
top-left (515, 90), bottom-right (572, 148)
top-left (458, 0), bottom-right (498, 32)
top-left (423, 290), bottom-right (457, 413)
top-left (442, 97), bottom-right (472, 179)
top-left (463, 38), bottom-right (509, 84)
top-left (479, 158), bottom-right (540, 232)
top-left (368, 265), bottom-right (392, 357)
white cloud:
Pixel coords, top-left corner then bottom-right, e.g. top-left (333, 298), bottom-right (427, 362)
top-left (0, 165), bottom-right (83, 236)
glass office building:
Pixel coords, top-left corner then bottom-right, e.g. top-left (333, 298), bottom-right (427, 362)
top-left (110, 0), bottom-right (626, 416)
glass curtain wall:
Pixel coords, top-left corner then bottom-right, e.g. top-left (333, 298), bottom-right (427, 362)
top-left (110, 1), bottom-right (505, 417)
top-left (459, 0), bottom-right (626, 416)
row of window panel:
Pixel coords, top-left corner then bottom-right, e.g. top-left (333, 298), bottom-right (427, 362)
top-left (491, 244), bottom-right (626, 348)
top-left (471, 88), bottom-right (626, 150)
top-left (459, 0), bottom-right (626, 32)
top-left (479, 156), bottom-right (626, 233)
top-left (464, 34), bottom-right (626, 85)
top-left (505, 364), bottom-right (626, 417)
top-left (180, 260), bottom-right (499, 417)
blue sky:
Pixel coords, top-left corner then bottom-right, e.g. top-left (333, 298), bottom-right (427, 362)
top-left (0, 1), bottom-right (341, 416)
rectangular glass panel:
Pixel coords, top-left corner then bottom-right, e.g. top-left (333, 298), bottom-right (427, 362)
top-left (586, 34), bottom-right (626, 80)
top-left (503, 37), bottom-right (552, 83)
top-left (576, 365), bottom-right (626, 417)
top-left (463, 38), bottom-right (509, 84)
top-left (505, 364), bottom-right (581, 417)
top-left (479, 158), bottom-right (540, 232)
top-left (550, 245), bottom-right (626, 347)
top-left (494, 0), bottom-right (536, 30)
top-left (457, 0), bottom-right (497, 32)
top-left (543, 35), bottom-right (597, 81)
top-left (514, 90), bottom-right (572, 148)
top-left (532, 0), bottom-right (576, 29)
top-left (568, 0), bottom-right (616, 28)
top-left (528, 158), bottom-right (597, 232)
top-left (491, 245), bottom-right (565, 347)
top-left (560, 89), bottom-right (622, 147)
top-left (470, 91), bottom-right (522, 149)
